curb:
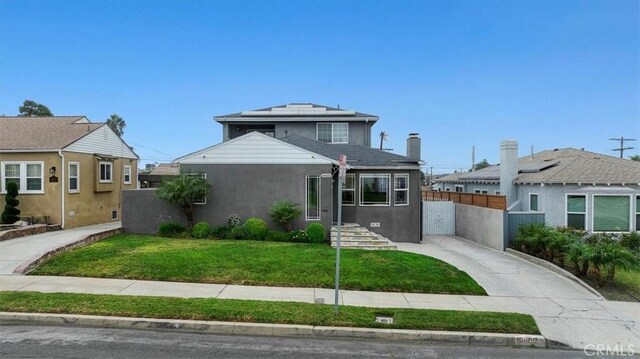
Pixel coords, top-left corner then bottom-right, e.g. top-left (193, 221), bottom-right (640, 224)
top-left (505, 249), bottom-right (604, 300)
top-left (0, 312), bottom-right (557, 348)
top-left (13, 228), bottom-right (122, 275)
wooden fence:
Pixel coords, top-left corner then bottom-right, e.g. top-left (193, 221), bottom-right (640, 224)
top-left (422, 190), bottom-right (507, 210)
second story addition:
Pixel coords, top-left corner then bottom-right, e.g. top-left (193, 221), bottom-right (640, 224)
top-left (214, 103), bottom-right (378, 147)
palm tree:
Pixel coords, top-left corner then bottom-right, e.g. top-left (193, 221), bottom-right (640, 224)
top-left (107, 114), bottom-right (126, 137)
top-left (156, 174), bottom-right (211, 227)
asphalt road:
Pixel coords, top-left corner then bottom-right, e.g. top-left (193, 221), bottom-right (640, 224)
top-left (0, 325), bottom-right (591, 359)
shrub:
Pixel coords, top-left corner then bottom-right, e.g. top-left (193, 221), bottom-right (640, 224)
top-left (210, 225), bottom-right (231, 239)
top-left (1, 181), bottom-right (20, 224)
top-left (191, 222), bottom-right (211, 239)
top-left (229, 225), bottom-right (249, 240)
top-left (158, 222), bottom-right (187, 238)
top-left (269, 200), bottom-right (302, 232)
top-left (265, 230), bottom-right (292, 242)
top-left (305, 223), bottom-right (326, 243)
top-left (227, 213), bottom-right (241, 228)
top-left (513, 222), bottom-right (552, 258)
top-left (290, 229), bottom-right (310, 243)
top-left (620, 232), bottom-right (640, 252)
top-left (244, 218), bottom-right (268, 240)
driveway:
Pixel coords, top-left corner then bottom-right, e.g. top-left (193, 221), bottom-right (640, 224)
top-left (0, 221), bottom-right (121, 275)
top-left (396, 235), bottom-right (640, 352)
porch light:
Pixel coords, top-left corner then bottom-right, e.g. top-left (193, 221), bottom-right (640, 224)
top-left (49, 166), bottom-right (56, 175)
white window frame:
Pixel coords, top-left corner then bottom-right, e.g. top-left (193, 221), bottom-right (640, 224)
top-left (190, 173), bottom-right (207, 205)
top-left (305, 174), bottom-right (321, 220)
top-left (454, 185), bottom-right (464, 193)
top-left (342, 173), bottom-right (355, 206)
top-left (444, 187), bottom-right (451, 192)
top-left (529, 193), bottom-right (539, 212)
top-left (592, 194), bottom-right (632, 233)
top-left (359, 174), bottom-right (391, 206)
top-left (636, 195), bottom-right (640, 231)
top-left (99, 161), bottom-right (113, 183)
top-left (68, 162), bottom-right (80, 193)
top-left (474, 189), bottom-right (488, 194)
top-left (565, 194), bottom-right (587, 230)
top-left (394, 173), bottom-right (409, 206)
top-left (111, 210), bottom-right (118, 220)
top-left (316, 123), bottom-right (349, 144)
top-left (1, 161), bottom-right (45, 194)
top-left (123, 165), bottom-right (132, 185)
top-left (494, 190), bottom-right (501, 195)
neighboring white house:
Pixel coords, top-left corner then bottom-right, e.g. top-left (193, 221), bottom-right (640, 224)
top-left (435, 142), bottom-right (640, 232)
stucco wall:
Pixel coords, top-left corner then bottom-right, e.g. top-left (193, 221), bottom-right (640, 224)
top-left (455, 203), bottom-right (505, 250)
top-left (122, 189), bottom-right (186, 233)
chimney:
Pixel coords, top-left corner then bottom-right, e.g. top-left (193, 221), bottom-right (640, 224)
top-left (407, 133), bottom-right (421, 161)
top-left (499, 140), bottom-right (518, 207)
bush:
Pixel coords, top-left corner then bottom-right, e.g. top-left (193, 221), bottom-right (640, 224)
top-left (305, 223), bottom-right (326, 243)
top-left (227, 213), bottom-right (241, 228)
top-left (192, 222), bottom-right (211, 239)
top-left (620, 232), bottom-right (640, 252)
top-left (158, 222), bottom-right (187, 238)
top-left (1, 181), bottom-right (20, 224)
top-left (265, 230), bottom-right (292, 242)
top-left (290, 229), bottom-right (310, 243)
top-left (269, 200), bottom-right (302, 232)
top-left (229, 225), bottom-right (249, 240)
top-left (210, 225), bottom-right (231, 239)
top-left (244, 218), bottom-right (268, 240)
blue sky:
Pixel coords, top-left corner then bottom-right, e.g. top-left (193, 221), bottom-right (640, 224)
top-left (1, 0), bottom-right (638, 173)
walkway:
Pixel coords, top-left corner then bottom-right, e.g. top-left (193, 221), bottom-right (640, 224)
top-left (0, 222), bottom-right (121, 275)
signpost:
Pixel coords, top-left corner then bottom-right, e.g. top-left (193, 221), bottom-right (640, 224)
top-left (335, 155), bottom-right (346, 314)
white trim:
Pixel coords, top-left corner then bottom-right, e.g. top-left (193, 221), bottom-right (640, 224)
top-left (123, 165), bottom-right (132, 184)
top-left (341, 173), bottom-right (356, 206)
top-left (394, 173), bottom-right (409, 206)
top-left (316, 123), bottom-right (349, 144)
top-left (494, 190), bottom-right (501, 195)
top-left (359, 173), bottom-right (391, 206)
top-left (188, 173), bottom-right (207, 205)
top-left (305, 174), bottom-right (321, 220)
top-left (529, 193), bottom-right (539, 212)
top-left (592, 194), bottom-right (633, 232)
top-left (1, 161), bottom-right (45, 194)
top-left (454, 185), bottom-right (464, 193)
top-left (99, 161), bottom-right (113, 183)
top-left (68, 162), bottom-right (80, 193)
top-left (636, 195), bottom-right (640, 231)
top-left (565, 193), bottom-right (587, 230)
top-left (474, 189), bottom-right (488, 194)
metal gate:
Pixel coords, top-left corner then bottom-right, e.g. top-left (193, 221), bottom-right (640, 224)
top-left (422, 200), bottom-right (455, 235)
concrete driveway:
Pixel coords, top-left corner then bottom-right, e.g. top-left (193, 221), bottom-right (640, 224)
top-left (396, 235), bottom-right (640, 352)
top-left (0, 221), bottom-right (121, 275)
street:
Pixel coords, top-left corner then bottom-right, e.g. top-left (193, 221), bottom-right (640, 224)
top-left (0, 324), bottom-right (591, 359)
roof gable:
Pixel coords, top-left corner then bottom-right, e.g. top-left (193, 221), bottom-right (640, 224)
top-left (175, 131), bottom-right (336, 165)
top-left (0, 116), bottom-right (102, 151)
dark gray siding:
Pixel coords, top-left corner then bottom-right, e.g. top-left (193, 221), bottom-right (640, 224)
top-left (122, 189), bottom-right (186, 234)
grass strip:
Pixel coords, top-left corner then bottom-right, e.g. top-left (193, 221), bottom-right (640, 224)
top-left (0, 291), bottom-right (538, 334)
top-left (29, 235), bottom-right (486, 295)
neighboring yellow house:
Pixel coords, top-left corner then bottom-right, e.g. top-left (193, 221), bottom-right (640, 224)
top-left (0, 116), bottom-right (138, 228)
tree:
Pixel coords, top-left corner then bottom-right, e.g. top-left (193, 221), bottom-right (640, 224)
top-left (156, 174), bottom-right (211, 228)
top-left (106, 114), bottom-right (126, 137)
top-left (1, 182), bottom-right (20, 224)
top-left (18, 100), bottom-right (53, 117)
top-left (630, 155), bottom-right (640, 162)
top-left (269, 200), bottom-right (302, 232)
top-left (474, 159), bottom-right (491, 171)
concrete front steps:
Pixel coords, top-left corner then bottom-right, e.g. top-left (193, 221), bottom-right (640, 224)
top-left (330, 223), bottom-right (397, 250)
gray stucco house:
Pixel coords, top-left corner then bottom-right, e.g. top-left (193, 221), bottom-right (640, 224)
top-left (168, 103), bottom-right (423, 242)
top-left (435, 141), bottom-right (640, 232)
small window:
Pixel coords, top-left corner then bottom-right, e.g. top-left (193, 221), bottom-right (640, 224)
top-left (360, 174), bottom-right (390, 206)
top-left (69, 162), bottom-right (79, 192)
top-left (111, 210), bottom-right (118, 220)
top-left (593, 195), bottom-right (630, 232)
top-left (317, 123), bottom-right (348, 143)
top-left (444, 187), bottom-right (451, 192)
top-left (566, 195), bottom-right (586, 230)
top-left (454, 185), bottom-right (464, 193)
top-left (494, 190), bottom-right (501, 195)
top-left (530, 194), bottom-right (539, 211)
top-left (342, 173), bottom-right (355, 206)
top-left (306, 175), bottom-right (320, 220)
top-left (394, 174), bottom-right (409, 206)
top-left (99, 162), bottom-right (112, 183)
top-left (190, 173), bottom-right (207, 205)
top-left (123, 165), bottom-right (131, 184)
top-left (474, 189), bottom-right (488, 194)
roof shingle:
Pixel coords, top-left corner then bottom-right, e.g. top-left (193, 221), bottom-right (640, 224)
top-left (0, 116), bottom-right (103, 151)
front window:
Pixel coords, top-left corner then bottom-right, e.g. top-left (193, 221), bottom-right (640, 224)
top-left (360, 174), bottom-right (390, 206)
top-left (123, 165), bottom-right (131, 184)
top-left (530, 194), bottom-right (538, 211)
top-left (317, 123), bottom-right (348, 143)
top-left (593, 195), bottom-right (630, 232)
top-left (342, 173), bottom-right (355, 205)
top-left (69, 162), bottom-right (79, 192)
top-left (99, 162), bottom-right (112, 183)
top-left (306, 175), bottom-right (320, 220)
top-left (566, 195), bottom-right (586, 230)
top-left (394, 174), bottom-right (409, 206)
top-left (1, 162), bottom-right (44, 194)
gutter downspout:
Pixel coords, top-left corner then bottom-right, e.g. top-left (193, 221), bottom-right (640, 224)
top-left (58, 150), bottom-right (65, 229)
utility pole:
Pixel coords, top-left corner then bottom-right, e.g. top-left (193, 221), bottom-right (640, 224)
top-left (610, 137), bottom-right (636, 159)
top-left (471, 146), bottom-right (476, 172)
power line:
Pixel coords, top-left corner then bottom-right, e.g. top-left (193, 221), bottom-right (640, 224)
top-left (610, 137), bottom-right (636, 159)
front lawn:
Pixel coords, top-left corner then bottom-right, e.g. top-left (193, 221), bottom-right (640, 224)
top-left (30, 235), bottom-right (486, 295)
top-left (0, 291), bottom-right (537, 334)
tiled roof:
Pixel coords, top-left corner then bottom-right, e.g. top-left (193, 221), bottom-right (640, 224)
top-left (0, 116), bottom-right (103, 150)
top-left (215, 103), bottom-right (378, 122)
top-left (435, 148), bottom-right (640, 185)
top-left (281, 134), bottom-right (420, 168)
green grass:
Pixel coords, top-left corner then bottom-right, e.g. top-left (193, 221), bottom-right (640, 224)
top-left (0, 291), bottom-right (538, 334)
top-left (615, 270), bottom-right (640, 299)
top-left (29, 234), bottom-right (486, 295)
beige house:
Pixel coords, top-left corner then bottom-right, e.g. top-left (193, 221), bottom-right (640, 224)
top-left (0, 116), bottom-right (138, 228)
